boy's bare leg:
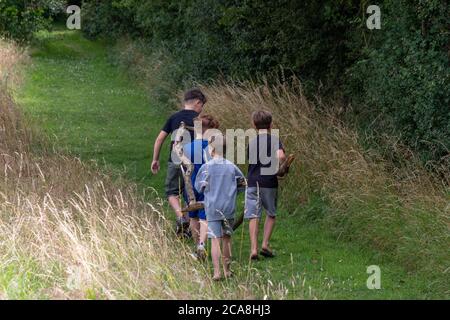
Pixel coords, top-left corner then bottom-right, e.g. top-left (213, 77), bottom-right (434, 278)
top-left (190, 218), bottom-right (200, 244)
top-left (249, 218), bottom-right (260, 257)
top-left (222, 235), bottom-right (232, 276)
top-left (211, 238), bottom-right (222, 279)
top-left (199, 220), bottom-right (208, 245)
top-left (168, 195), bottom-right (184, 219)
top-left (262, 215), bottom-right (276, 251)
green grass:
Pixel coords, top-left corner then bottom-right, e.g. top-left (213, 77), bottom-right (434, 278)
top-left (15, 27), bottom-right (439, 299)
top-left (19, 27), bottom-right (168, 190)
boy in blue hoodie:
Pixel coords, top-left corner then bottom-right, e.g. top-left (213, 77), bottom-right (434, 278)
top-left (195, 136), bottom-right (245, 280)
top-left (182, 115), bottom-right (219, 260)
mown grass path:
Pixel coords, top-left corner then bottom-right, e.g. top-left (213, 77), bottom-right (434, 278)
top-left (16, 27), bottom-right (434, 299)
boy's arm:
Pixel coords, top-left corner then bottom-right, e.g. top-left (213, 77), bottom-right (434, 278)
top-left (234, 165), bottom-right (245, 179)
top-left (234, 165), bottom-right (246, 192)
top-left (195, 165), bottom-right (209, 193)
top-left (277, 139), bottom-right (286, 163)
top-left (151, 130), bottom-right (169, 174)
top-left (277, 148), bottom-right (286, 163)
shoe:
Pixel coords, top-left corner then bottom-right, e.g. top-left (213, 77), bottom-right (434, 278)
top-left (196, 244), bottom-right (207, 261)
top-left (175, 218), bottom-right (184, 236)
top-left (176, 217), bottom-right (191, 239)
top-left (182, 217), bottom-right (191, 238)
top-left (260, 248), bottom-right (275, 258)
top-left (183, 228), bottom-right (192, 239)
top-left (250, 254), bottom-right (259, 261)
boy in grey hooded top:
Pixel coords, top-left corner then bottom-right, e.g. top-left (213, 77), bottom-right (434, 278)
top-left (194, 137), bottom-right (245, 280)
top-left (195, 157), bottom-right (245, 222)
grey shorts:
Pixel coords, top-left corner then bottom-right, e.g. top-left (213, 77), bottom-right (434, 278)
top-left (165, 162), bottom-right (184, 197)
top-left (207, 219), bottom-right (234, 239)
top-left (244, 187), bottom-right (278, 219)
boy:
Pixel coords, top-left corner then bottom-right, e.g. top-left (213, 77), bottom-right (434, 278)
top-left (183, 115), bottom-right (220, 259)
top-left (245, 110), bottom-right (286, 260)
top-left (151, 89), bottom-right (207, 236)
top-left (195, 136), bottom-right (245, 280)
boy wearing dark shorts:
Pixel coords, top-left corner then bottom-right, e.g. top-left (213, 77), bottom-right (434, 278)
top-left (245, 111), bottom-right (286, 260)
top-left (183, 115), bottom-right (220, 259)
top-left (151, 89), bottom-right (207, 235)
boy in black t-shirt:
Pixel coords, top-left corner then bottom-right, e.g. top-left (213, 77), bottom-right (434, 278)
top-left (151, 89), bottom-right (207, 236)
top-left (244, 111), bottom-right (286, 260)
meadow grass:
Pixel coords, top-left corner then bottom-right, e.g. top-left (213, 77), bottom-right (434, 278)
top-left (1, 35), bottom-right (295, 300)
top-left (201, 80), bottom-right (449, 298)
top-left (8, 27), bottom-right (449, 299)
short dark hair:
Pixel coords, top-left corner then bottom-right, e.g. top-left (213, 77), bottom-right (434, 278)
top-left (184, 88), bottom-right (207, 104)
top-left (252, 110), bottom-right (273, 129)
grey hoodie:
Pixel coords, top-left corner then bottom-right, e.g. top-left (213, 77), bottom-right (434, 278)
top-left (195, 157), bottom-right (245, 221)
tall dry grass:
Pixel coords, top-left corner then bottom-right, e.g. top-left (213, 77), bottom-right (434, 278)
top-left (0, 40), bottom-right (300, 299)
top-left (0, 39), bottom-right (206, 299)
top-left (202, 79), bottom-right (449, 293)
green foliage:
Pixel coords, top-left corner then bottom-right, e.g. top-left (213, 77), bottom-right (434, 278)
top-left (351, 0), bottom-right (450, 162)
top-left (0, 0), bottom-right (66, 41)
top-left (80, 0), bottom-right (449, 162)
top-left (17, 28), bottom-right (445, 298)
top-left (81, 1), bottom-right (135, 39)
top-left (81, 1), bottom-right (361, 81)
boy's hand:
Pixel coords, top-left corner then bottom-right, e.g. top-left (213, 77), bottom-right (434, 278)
top-left (151, 160), bottom-right (160, 174)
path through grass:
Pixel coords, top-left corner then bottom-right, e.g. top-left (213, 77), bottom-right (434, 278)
top-left (15, 27), bottom-right (437, 299)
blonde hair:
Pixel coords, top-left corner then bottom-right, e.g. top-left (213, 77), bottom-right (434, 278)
top-left (209, 134), bottom-right (226, 157)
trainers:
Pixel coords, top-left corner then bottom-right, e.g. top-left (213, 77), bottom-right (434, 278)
top-left (260, 248), bottom-right (275, 258)
top-left (175, 217), bottom-right (183, 236)
top-left (183, 227), bottom-right (192, 239)
top-left (176, 217), bottom-right (191, 239)
top-left (196, 244), bottom-right (207, 261)
top-left (182, 217), bottom-right (191, 239)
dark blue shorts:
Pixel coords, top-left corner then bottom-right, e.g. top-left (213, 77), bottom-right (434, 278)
top-left (189, 208), bottom-right (206, 220)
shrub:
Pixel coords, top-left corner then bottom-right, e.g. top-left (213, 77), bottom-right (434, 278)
top-left (0, 0), bottom-right (63, 41)
top-left (201, 79), bottom-right (450, 295)
top-left (349, 0), bottom-right (450, 163)
top-left (81, 0), bottom-right (449, 163)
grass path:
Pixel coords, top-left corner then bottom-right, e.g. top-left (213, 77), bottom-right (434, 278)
top-left (15, 27), bottom-right (434, 299)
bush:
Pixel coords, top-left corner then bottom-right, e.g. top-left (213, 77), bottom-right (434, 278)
top-left (201, 79), bottom-right (450, 295)
top-left (350, 0), bottom-right (450, 163)
top-left (81, 0), bottom-right (362, 83)
top-left (80, 0), bottom-right (449, 162)
top-left (0, 0), bottom-right (66, 41)
top-left (81, 1), bottom-right (135, 39)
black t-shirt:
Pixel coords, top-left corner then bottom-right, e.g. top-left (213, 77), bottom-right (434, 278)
top-left (247, 133), bottom-right (284, 188)
top-left (162, 109), bottom-right (199, 162)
